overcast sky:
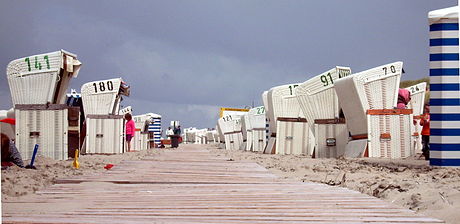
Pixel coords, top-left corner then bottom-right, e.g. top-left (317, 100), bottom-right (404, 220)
top-left (0, 0), bottom-right (457, 129)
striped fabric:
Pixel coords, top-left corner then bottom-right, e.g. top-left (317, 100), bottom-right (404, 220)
top-left (148, 117), bottom-right (162, 145)
top-left (429, 7), bottom-right (460, 166)
top-left (265, 118), bottom-right (269, 145)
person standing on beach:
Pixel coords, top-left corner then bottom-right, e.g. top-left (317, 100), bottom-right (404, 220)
top-left (166, 127), bottom-right (174, 138)
top-left (1, 133), bottom-right (24, 169)
top-left (125, 113), bottom-right (135, 152)
top-left (420, 104), bottom-right (430, 160)
top-left (174, 125), bottom-right (181, 135)
top-left (397, 88), bottom-right (411, 109)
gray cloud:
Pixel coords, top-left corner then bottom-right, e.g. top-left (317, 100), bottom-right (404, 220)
top-left (1, 0), bottom-right (457, 129)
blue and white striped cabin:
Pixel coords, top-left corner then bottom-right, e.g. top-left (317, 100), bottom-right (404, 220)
top-left (429, 6), bottom-right (460, 166)
top-left (148, 116), bottom-right (162, 146)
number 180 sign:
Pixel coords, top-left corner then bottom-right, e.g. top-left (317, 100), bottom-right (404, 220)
top-left (84, 78), bottom-right (120, 95)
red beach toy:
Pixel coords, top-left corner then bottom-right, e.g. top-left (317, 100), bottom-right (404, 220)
top-left (104, 164), bottom-right (114, 170)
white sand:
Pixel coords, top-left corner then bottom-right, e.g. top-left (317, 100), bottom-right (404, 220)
top-left (209, 147), bottom-right (460, 224)
top-left (1, 149), bottom-right (160, 201)
top-left (2, 145), bottom-right (459, 223)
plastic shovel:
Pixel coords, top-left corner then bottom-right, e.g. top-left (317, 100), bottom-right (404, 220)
top-left (25, 144), bottom-right (39, 169)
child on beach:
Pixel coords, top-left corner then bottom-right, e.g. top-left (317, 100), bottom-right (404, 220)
top-left (420, 103), bottom-right (430, 160)
top-left (125, 113), bottom-right (135, 152)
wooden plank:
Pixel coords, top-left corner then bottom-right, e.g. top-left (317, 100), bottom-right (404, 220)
top-left (2, 145), bottom-right (444, 223)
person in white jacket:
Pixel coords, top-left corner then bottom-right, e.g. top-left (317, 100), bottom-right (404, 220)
top-left (166, 127), bottom-right (174, 139)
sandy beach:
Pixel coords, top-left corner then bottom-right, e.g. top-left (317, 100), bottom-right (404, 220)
top-left (1, 148), bottom-right (160, 201)
top-left (208, 147), bottom-right (460, 224)
top-left (2, 145), bottom-right (460, 223)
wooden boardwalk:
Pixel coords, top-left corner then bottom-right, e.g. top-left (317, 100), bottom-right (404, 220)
top-left (3, 145), bottom-right (444, 223)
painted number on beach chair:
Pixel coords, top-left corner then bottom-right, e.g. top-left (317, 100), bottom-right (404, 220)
top-left (24, 55), bottom-right (50, 72)
top-left (256, 107), bottom-right (265, 115)
top-left (338, 69), bottom-right (351, 78)
top-left (409, 85), bottom-right (420, 94)
top-left (288, 85), bottom-right (299, 95)
top-left (92, 81), bottom-right (114, 93)
top-left (320, 73), bottom-right (334, 86)
top-left (382, 65), bottom-right (396, 75)
top-left (223, 115), bottom-right (232, 122)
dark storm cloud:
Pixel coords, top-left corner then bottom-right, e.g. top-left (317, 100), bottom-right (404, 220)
top-left (0, 0), bottom-right (457, 129)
